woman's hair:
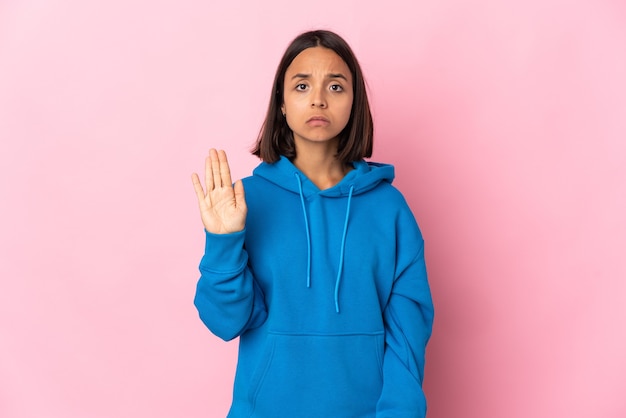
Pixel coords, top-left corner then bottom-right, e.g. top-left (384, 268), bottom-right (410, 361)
top-left (252, 30), bottom-right (373, 163)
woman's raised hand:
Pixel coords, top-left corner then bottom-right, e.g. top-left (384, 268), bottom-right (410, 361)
top-left (192, 149), bottom-right (247, 234)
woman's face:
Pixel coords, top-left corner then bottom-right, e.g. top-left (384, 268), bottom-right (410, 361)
top-left (281, 47), bottom-right (353, 148)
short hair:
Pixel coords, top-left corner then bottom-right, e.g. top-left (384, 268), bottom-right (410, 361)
top-left (252, 30), bottom-right (374, 163)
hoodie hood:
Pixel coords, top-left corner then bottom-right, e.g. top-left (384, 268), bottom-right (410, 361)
top-left (253, 156), bottom-right (395, 313)
top-left (253, 155), bottom-right (395, 198)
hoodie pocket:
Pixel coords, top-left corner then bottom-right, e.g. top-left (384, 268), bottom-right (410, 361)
top-left (248, 332), bottom-right (384, 418)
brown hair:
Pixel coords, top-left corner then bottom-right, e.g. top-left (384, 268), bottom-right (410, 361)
top-left (252, 30), bottom-right (373, 163)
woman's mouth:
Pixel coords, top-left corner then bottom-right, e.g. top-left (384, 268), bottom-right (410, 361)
top-left (306, 116), bottom-right (330, 126)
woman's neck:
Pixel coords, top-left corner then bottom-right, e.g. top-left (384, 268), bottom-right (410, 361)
top-left (292, 140), bottom-right (351, 190)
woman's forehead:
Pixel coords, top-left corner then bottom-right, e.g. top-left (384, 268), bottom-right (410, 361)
top-left (285, 47), bottom-right (351, 80)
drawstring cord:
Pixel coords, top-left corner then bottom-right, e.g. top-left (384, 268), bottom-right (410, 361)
top-left (334, 185), bottom-right (354, 313)
top-left (295, 173), bottom-right (312, 288)
top-left (295, 172), bottom-right (354, 313)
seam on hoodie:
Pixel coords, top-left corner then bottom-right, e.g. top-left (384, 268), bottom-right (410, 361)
top-left (267, 330), bottom-right (384, 337)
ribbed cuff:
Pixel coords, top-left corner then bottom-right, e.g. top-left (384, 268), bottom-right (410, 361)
top-left (199, 229), bottom-right (247, 273)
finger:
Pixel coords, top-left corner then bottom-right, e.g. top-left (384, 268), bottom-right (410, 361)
top-left (204, 152), bottom-right (214, 191)
top-left (218, 150), bottom-right (233, 188)
top-left (210, 148), bottom-right (222, 189)
top-left (234, 179), bottom-right (246, 209)
top-left (191, 173), bottom-right (209, 206)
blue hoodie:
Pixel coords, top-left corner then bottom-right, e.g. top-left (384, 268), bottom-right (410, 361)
top-left (194, 156), bottom-right (434, 417)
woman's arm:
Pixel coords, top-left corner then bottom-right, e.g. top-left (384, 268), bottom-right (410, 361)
top-left (191, 149), bottom-right (267, 340)
top-left (194, 230), bottom-right (267, 341)
top-left (377, 210), bottom-right (434, 417)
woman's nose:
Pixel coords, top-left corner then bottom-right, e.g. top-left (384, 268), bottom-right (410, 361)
top-left (311, 90), bottom-right (327, 108)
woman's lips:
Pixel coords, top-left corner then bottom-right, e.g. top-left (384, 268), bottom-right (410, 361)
top-left (306, 116), bottom-right (330, 126)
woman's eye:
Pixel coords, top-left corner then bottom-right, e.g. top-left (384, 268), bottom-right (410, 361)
top-left (330, 84), bottom-right (343, 92)
top-left (296, 84), bottom-right (307, 91)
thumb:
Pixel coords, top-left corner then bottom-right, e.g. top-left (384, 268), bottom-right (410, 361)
top-left (233, 179), bottom-right (246, 209)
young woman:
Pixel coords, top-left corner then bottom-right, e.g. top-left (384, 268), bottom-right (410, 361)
top-left (192, 30), bottom-right (434, 417)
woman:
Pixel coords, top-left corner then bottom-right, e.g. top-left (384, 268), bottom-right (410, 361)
top-left (192, 29), bottom-right (434, 417)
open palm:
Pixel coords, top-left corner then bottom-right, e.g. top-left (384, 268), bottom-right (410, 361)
top-left (192, 149), bottom-right (247, 234)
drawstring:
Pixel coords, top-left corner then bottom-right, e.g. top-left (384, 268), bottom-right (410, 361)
top-left (295, 173), bottom-right (312, 288)
top-left (334, 185), bottom-right (354, 313)
top-left (295, 172), bottom-right (354, 313)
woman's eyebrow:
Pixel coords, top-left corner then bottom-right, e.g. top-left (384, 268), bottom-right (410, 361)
top-left (290, 73), bottom-right (348, 80)
top-left (328, 73), bottom-right (348, 81)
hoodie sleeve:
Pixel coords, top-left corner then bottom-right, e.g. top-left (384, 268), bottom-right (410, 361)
top-left (376, 210), bottom-right (434, 417)
top-left (193, 229), bottom-right (268, 341)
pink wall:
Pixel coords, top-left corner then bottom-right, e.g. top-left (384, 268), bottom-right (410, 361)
top-left (1, 1), bottom-right (625, 417)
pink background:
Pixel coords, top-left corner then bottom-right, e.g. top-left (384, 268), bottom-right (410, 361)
top-left (1, 0), bottom-right (625, 417)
